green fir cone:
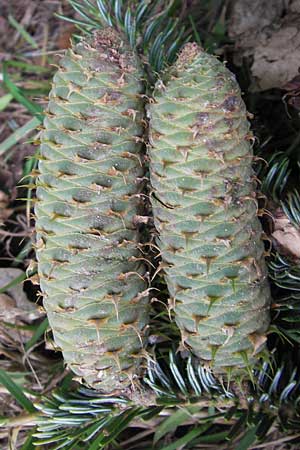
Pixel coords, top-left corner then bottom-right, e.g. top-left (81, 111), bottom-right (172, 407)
top-left (35, 28), bottom-right (149, 392)
top-left (148, 43), bottom-right (271, 372)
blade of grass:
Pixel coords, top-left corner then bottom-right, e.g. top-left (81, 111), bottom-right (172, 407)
top-left (0, 117), bottom-right (40, 155)
top-left (8, 15), bottom-right (39, 49)
top-left (22, 86), bottom-right (51, 96)
top-left (191, 431), bottom-right (229, 444)
top-left (0, 93), bottom-right (13, 111)
top-left (25, 318), bottom-right (49, 352)
top-left (21, 433), bottom-right (35, 450)
top-left (235, 425), bottom-right (259, 450)
top-left (5, 60), bottom-right (49, 73)
top-left (2, 62), bottom-right (43, 121)
top-left (0, 369), bottom-right (36, 413)
top-left (0, 271), bottom-right (27, 293)
top-left (88, 408), bottom-right (141, 449)
top-left (154, 409), bottom-right (191, 444)
top-left (158, 425), bottom-right (210, 450)
top-left (12, 240), bottom-right (33, 266)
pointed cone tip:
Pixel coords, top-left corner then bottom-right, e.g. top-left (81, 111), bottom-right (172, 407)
top-left (92, 27), bottom-right (123, 50)
top-left (176, 42), bottom-right (203, 67)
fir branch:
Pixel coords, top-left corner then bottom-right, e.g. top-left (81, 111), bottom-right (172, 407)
top-left (282, 190), bottom-right (300, 228)
top-left (258, 152), bottom-right (291, 203)
top-left (32, 351), bottom-right (300, 449)
top-left (60, 0), bottom-right (187, 76)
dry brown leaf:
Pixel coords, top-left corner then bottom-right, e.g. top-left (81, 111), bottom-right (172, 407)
top-left (272, 208), bottom-right (300, 259)
top-left (251, 24), bottom-right (300, 91)
top-left (249, 332), bottom-right (267, 355)
top-left (0, 293), bottom-right (17, 323)
top-left (228, 0), bottom-right (300, 91)
top-left (57, 24), bottom-right (76, 49)
top-left (0, 268), bottom-right (42, 322)
top-left (0, 191), bottom-right (13, 222)
top-left (0, 269), bottom-right (43, 345)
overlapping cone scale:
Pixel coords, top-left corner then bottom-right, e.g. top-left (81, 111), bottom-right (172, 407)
top-left (35, 28), bottom-right (149, 392)
top-left (148, 43), bottom-right (271, 371)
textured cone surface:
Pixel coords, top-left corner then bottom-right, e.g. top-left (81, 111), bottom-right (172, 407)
top-left (35, 29), bottom-right (149, 391)
top-left (148, 44), bottom-right (271, 371)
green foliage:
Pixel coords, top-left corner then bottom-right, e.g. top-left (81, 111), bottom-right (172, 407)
top-left (0, 370), bottom-right (36, 413)
top-left (8, 14), bottom-right (39, 49)
top-left (282, 190), bottom-right (300, 227)
top-left (60, 0), bottom-right (186, 75)
top-left (252, 89), bottom-right (300, 352)
top-left (259, 152), bottom-right (291, 203)
top-left (32, 350), bottom-right (300, 449)
top-left (2, 62), bottom-right (44, 122)
top-left (0, 117), bottom-right (41, 155)
top-left (24, 318), bottom-right (49, 352)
